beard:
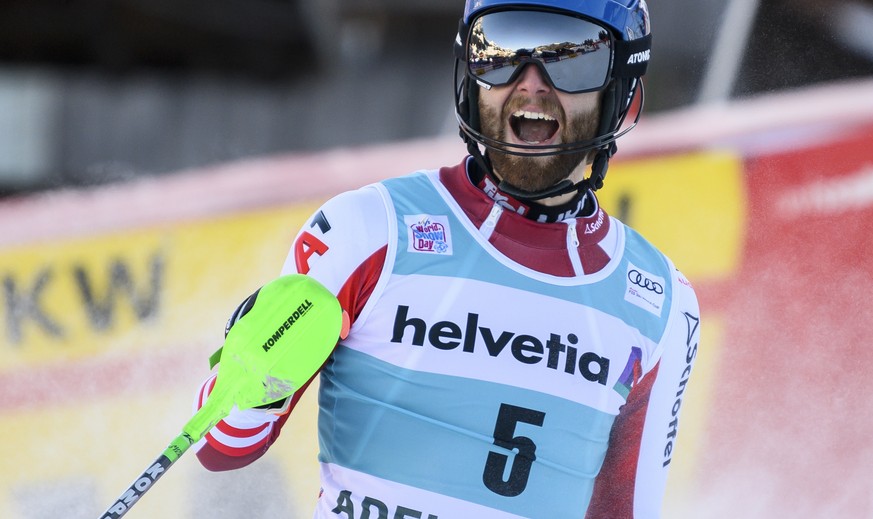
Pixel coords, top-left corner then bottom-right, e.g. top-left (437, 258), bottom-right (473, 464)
top-left (479, 94), bottom-right (600, 194)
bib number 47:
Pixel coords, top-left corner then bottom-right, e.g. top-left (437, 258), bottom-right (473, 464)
top-left (482, 403), bottom-right (546, 497)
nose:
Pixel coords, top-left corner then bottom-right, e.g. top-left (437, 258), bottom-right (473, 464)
top-left (514, 64), bottom-right (552, 95)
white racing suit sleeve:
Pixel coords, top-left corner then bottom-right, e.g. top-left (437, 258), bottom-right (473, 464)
top-left (585, 266), bottom-right (700, 518)
top-left (193, 185), bottom-right (390, 472)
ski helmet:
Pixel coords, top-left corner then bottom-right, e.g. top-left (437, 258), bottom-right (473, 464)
top-left (454, 0), bottom-right (652, 197)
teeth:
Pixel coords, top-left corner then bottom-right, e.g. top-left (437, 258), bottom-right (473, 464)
top-left (512, 110), bottom-right (555, 121)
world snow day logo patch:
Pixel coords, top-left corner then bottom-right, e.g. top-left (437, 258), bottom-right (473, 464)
top-left (405, 215), bottom-right (453, 255)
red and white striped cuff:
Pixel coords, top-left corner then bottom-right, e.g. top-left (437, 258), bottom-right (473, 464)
top-left (193, 374), bottom-right (280, 456)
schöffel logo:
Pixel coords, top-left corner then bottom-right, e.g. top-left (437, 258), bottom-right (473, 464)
top-left (624, 262), bottom-right (666, 317)
top-left (583, 208), bottom-right (605, 234)
top-left (390, 305), bottom-right (611, 385)
top-left (662, 311), bottom-right (699, 468)
top-left (405, 215), bottom-right (453, 255)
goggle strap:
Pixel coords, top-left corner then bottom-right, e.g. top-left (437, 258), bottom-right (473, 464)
top-left (613, 34), bottom-right (653, 78)
top-left (454, 18), bottom-right (468, 60)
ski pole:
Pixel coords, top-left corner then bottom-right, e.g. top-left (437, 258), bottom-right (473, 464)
top-left (98, 274), bottom-right (347, 518)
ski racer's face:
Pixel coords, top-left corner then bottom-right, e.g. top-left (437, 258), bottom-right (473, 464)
top-left (478, 64), bottom-right (602, 199)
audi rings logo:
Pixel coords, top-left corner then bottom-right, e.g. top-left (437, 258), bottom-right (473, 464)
top-left (624, 262), bottom-right (666, 317)
top-left (628, 269), bottom-right (664, 294)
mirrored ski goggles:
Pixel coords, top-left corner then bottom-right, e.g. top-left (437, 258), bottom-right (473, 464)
top-left (465, 10), bottom-right (615, 94)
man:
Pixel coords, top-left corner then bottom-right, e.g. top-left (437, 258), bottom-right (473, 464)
top-left (194, 0), bottom-right (700, 517)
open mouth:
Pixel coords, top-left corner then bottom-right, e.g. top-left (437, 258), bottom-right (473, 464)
top-left (509, 110), bottom-right (559, 145)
